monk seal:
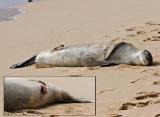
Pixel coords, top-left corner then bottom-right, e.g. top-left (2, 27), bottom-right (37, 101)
top-left (10, 42), bottom-right (153, 69)
top-left (4, 78), bottom-right (91, 111)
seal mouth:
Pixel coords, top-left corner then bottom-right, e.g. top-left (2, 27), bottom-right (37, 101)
top-left (141, 50), bottom-right (153, 65)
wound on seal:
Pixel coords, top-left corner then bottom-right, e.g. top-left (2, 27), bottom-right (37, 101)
top-left (37, 81), bottom-right (48, 95)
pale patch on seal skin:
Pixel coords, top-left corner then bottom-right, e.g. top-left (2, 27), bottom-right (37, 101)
top-left (10, 42), bottom-right (153, 69)
top-left (4, 78), bottom-right (92, 111)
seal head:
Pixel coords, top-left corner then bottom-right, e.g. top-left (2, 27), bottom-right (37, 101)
top-left (132, 50), bottom-right (153, 66)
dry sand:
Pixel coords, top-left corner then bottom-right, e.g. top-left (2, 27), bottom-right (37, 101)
top-left (0, 0), bottom-right (160, 116)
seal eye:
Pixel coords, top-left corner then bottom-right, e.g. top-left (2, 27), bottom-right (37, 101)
top-left (142, 50), bottom-right (153, 65)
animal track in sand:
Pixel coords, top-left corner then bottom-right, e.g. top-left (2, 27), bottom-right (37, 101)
top-left (153, 80), bottom-right (160, 85)
top-left (145, 21), bottom-right (160, 26)
top-left (112, 64), bottom-right (142, 70)
top-left (25, 110), bottom-right (46, 115)
top-left (83, 66), bottom-right (100, 70)
top-left (125, 27), bottom-right (136, 31)
top-left (97, 88), bottom-right (116, 95)
top-left (141, 69), bottom-right (160, 76)
top-left (124, 21), bottom-right (160, 43)
top-left (143, 36), bottom-right (160, 42)
top-left (135, 91), bottom-right (160, 100)
top-left (108, 113), bottom-right (123, 117)
top-left (130, 78), bottom-right (144, 84)
top-left (119, 91), bottom-right (160, 110)
top-left (65, 106), bottom-right (74, 113)
top-left (141, 68), bottom-right (155, 73)
top-left (153, 72), bottom-right (160, 76)
top-left (136, 30), bottom-right (146, 35)
top-left (125, 26), bottom-right (147, 37)
top-left (119, 101), bottom-right (150, 110)
top-left (48, 115), bottom-right (58, 117)
top-left (119, 99), bottom-right (160, 110)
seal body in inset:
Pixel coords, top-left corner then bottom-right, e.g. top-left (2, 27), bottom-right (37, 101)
top-left (4, 78), bottom-right (91, 111)
top-left (10, 42), bottom-right (153, 69)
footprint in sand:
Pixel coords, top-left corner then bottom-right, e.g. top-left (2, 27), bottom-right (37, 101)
top-left (153, 80), bottom-right (160, 85)
top-left (119, 91), bottom-right (160, 110)
top-left (119, 101), bottom-right (151, 110)
top-left (135, 91), bottom-right (160, 100)
top-left (25, 110), bottom-right (46, 115)
top-left (83, 66), bottom-right (100, 70)
top-left (145, 21), bottom-right (160, 26)
top-left (97, 88), bottom-right (115, 95)
top-left (143, 21), bottom-right (160, 41)
top-left (125, 27), bottom-right (136, 32)
top-left (119, 100), bottom-right (160, 110)
top-left (153, 72), bottom-right (160, 77)
top-left (65, 106), bottom-right (74, 113)
top-left (136, 30), bottom-right (146, 35)
top-left (143, 35), bottom-right (160, 42)
top-left (125, 26), bottom-right (147, 37)
top-left (108, 113), bottom-right (123, 117)
top-left (125, 27), bottom-right (137, 37)
top-left (125, 21), bottom-right (160, 42)
top-left (141, 69), bottom-right (160, 77)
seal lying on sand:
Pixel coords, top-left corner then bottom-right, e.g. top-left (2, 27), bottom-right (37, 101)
top-left (10, 42), bottom-right (153, 69)
top-left (4, 78), bottom-right (91, 111)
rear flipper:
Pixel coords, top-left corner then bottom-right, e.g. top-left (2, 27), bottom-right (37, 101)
top-left (60, 91), bottom-right (93, 103)
top-left (72, 98), bottom-right (93, 103)
top-left (63, 97), bottom-right (93, 103)
top-left (10, 55), bottom-right (36, 69)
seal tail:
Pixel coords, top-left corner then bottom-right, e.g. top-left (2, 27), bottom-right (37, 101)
top-left (10, 55), bottom-right (36, 69)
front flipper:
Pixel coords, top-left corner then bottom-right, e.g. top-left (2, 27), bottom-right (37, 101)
top-left (96, 59), bottom-right (122, 67)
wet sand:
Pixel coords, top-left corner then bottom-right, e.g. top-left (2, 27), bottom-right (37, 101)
top-left (0, 0), bottom-right (160, 116)
top-left (0, 0), bottom-right (27, 8)
top-left (0, 8), bottom-right (21, 21)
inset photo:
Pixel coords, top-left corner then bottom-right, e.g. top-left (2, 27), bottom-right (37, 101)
top-left (3, 76), bottom-right (96, 116)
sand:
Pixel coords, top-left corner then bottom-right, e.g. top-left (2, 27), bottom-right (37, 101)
top-left (0, 0), bottom-right (160, 116)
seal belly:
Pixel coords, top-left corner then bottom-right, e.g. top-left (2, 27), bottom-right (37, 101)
top-left (35, 47), bottom-right (104, 67)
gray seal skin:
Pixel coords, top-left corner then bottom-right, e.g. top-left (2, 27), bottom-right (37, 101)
top-left (10, 42), bottom-right (153, 69)
top-left (4, 78), bottom-right (91, 111)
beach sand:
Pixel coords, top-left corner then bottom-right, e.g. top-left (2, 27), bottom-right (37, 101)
top-left (0, 0), bottom-right (160, 116)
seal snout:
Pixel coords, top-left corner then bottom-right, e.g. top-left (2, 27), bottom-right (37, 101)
top-left (140, 50), bottom-right (153, 66)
